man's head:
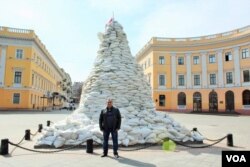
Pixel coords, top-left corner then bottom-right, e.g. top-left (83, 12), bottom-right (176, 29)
top-left (107, 99), bottom-right (113, 108)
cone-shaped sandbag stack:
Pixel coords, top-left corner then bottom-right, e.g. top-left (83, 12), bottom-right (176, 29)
top-left (37, 20), bottom-right (203, 148)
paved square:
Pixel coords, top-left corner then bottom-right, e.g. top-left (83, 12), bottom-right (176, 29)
top-left (0, 110), bottom-right (249, 167)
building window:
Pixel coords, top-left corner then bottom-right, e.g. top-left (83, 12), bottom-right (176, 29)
top-left (243, 90), bottom-right (250, 105)
top-left (193, 56), bottom-right (199, 65)
top-left (226, 72), bottom-right (233, 84)
top-left (178, 57), bottom-right (184, 65)
top-left (148, 58), bottom-right (151, 67)
top-left (13, 93), bottom-right (20, 104)
top-left (209, 55), bottom-right (216, 63)
top-left (32, 73), bottom-right (34, 85)
top-left (194, 75), bottom-right (200, 86)
top-left (178, 75), bottom-right (185, 86)
top-left (178, 92), bottom-right (186, 105)
top-left (243, 70), bottom-right (250, 82)
top-left (147, 73), bottom-right (151, 84)
top-left (225, 52), bottom-right (232, 61)
top-left (14, 71), bottom-right (22, 84)
top-left (159, 74), bottom-right (165, 86)
top-left (144, 61), bottom-right (147, 69)
top-left (159, 95), bottom-right (165, 106)
top-left (210, 74), bottom-right (216, 85)
top-left (242, 49), bottom-right (249, 59)
top-left (159, 56), bottom-right (165, 65)
top-left (16, 49), bottom-right (23, 59)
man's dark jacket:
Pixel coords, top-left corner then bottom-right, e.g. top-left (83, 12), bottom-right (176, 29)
top-left (99, 107), bottom-right (121, 131)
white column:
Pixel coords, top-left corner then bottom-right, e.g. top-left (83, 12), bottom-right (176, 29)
top-left (171, 53), bottom-right (176, 88)
top-left (0, 46), bottom-right (7, 87)
top-left (186, 53), bottom-right (191, 88)
top-left (201, 52), bottom-right (207, 88)
top-left (217, 49), bottom-right (224, 87)
top-left (233, 47), bottom-right (241, 86)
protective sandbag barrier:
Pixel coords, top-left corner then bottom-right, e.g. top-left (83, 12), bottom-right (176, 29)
top-left (35, 19), bottom-right (204, 147)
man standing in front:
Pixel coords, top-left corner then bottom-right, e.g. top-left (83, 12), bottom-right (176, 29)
top-left (99, 99), bottom-right (121, 158)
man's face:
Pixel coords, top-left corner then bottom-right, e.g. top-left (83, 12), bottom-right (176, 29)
top-left (107, 101), bottom-right (113, 108)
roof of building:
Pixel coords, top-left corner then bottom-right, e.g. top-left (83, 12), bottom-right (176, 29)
top-left (136, 25), bottom-right (250, 61)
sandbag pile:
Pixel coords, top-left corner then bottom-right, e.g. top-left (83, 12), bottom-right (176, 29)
top-left (36, 20), bottom-right (204, 148)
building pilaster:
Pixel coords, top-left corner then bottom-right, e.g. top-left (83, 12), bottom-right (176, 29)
top-left (201, 52), bottom-right (207, 88)
top-left (186, 53), bottom-right (191, 88)
top-left (0, 45), bottom-right (7, 87)
top-left (171, 53), bottom-right (177, 88)
top-left (233, 47), bottom-right (241, 86)
top-left (217, 49), bottom-right (224, 87)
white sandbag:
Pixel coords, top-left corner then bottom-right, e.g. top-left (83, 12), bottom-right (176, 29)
top-left (146, 138), bottom-right (157, 143)
top-left (121, 124), bottom-right (132, 132)
top-left (182, 136), bottom-right (190, 143)
top-left (157, 132), bottom-right (169, 140)
top-left (122, 138), bottom-right (129, 146)
top-left (59, 131), bottom-right (73, 140)
top-left (42, 130), bottom-right (54, 137)
top-left (39, 136), bottom-right (57, 145)
top-left (145, 133), bottom-right (156, 140)
top-left (118, 130), bottom-right (127, 140)
top-left (192, 131), bottom-right (204, 141)
top-left (126, 118), bottom-right (139, 126)
top-left (140, 127), bottom-right (152, 138)
top-left (53, 136), bottom-right (66, 148)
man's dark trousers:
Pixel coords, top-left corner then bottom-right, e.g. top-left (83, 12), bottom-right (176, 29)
top-left (103, 129), bottom-right (118, 155)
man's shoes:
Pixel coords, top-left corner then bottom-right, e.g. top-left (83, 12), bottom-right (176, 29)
top-left (114, 154), bottom-right (119, 158)
top-left (101, 154), bottom-right (107, 157)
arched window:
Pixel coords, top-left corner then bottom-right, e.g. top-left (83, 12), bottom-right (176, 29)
top-left (225, 91), bottom-right (234, 112)
top-left (178, 92), bottom-right (186, 105)
top-left (242, 90), bottom-right (250, 105)
top-left (209, 90), bottom-right (218, 112)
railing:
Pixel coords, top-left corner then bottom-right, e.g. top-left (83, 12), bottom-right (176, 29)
top-left (136, 25), bottom-right (250, 59)
top-left (0, 26), bottom-right (63, 76)
top-left (154, 25), bottom-right (250, 42)
top-left (7, 27), bottom-right (31, 34)
top-left (0, 26), bottom-right (32, 34)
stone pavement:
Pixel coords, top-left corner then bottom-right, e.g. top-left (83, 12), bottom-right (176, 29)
top-left (0, 110), bottom-right (249, 167)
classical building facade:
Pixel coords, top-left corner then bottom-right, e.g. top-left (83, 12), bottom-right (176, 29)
top-left (136, 26), bottom-right (250, 114)
top-left (0, 26), bottom-right (72, 110)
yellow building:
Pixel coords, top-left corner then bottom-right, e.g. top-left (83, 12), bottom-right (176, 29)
top-left (136, 25), bottom-right (250, 115)
top-left (0, 26), bottom-right (72, 110)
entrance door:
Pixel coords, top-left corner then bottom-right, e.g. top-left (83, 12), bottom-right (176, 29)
top-left (193, 92), bottom-right (202, 112)
top-left (225, 91), bottom-right (234, 112)
top-left (209, 90), bottom-right (218, 112)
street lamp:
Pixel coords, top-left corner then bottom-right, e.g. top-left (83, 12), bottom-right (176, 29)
top-left (40, 94), bottom-right (47, 111)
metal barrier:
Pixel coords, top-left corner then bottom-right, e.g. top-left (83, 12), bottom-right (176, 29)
top-left (0, 139), bottom-right (9, 155)
top-left (25, 129), bottom-right (31, 141)
top-left (86, 139), bottom-right (93, 153)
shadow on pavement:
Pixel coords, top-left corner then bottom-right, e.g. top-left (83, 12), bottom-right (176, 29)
top-left (174, 145), bottom-right (245, 156)
top-left (136, 144), bottom-right (246, 156)
top-left (111, 156), bottom-right (156, 167)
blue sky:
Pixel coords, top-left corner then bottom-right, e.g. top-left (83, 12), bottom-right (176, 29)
top-left (0, 0), bottom-right (249, 82)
